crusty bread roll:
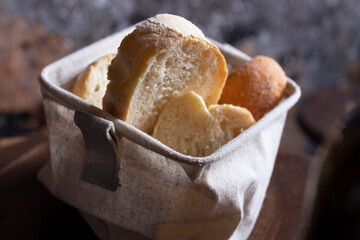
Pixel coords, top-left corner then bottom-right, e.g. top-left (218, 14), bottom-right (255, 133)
top-left (103, 14), bottom-right (228, 134)
top-left (152, 91), bottom-right (255, 157)
top-left (72, 54), bottom-right (115, 108)
top-left (219, 56), bottom-right (287, 120)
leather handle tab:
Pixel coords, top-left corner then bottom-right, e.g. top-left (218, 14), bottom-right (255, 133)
top-left (74, 110), bottom-right (119, 191)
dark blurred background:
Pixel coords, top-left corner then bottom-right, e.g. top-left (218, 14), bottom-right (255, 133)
top-left (0, 0), bottom-right (360, 239)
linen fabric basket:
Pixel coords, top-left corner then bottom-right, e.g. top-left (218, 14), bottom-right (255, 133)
top-left (38, 24), bottom-right (301, 240)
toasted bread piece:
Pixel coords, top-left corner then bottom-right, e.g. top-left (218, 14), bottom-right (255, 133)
top-left (72, 54), bottom-right (115, 108)
top-left (103, 14), bottom-right (228, 134)
top-left (152, 91), bottom-right (255, 157)
top-left (219, 56), bottom-right (287, 120)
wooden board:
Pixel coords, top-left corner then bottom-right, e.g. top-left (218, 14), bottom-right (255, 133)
top-left (249, 151), bottom-right (312, 239)
top-left (298, 85), bottom-right (360, 141)
top-left (0, 133), bottom-right (312, 239)
top-left (0, 132), bottom-right (97, 240)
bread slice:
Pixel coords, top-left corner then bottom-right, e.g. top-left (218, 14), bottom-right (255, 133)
top-left (72, 54), bottom-right (115, 108)
top-left (219, 56), bottom-right (287, 120)
top-left (152, 91), bottom-right (255, 157)
top-left (103, 14), bottom-right (228, 134)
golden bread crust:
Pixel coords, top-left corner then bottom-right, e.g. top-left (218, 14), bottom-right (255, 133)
top-left (103, 14), bottom-right (227, 134)
top-left (219, 56), bottom-right (287, 120)
top-left (72, 54), bottom-right (115, 108)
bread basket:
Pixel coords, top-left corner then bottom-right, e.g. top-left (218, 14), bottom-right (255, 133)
top-left (38, 23), bottom-right (301, 240)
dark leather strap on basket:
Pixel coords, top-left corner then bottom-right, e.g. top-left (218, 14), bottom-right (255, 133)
top-left (74, 110), bottom-right (119, 191)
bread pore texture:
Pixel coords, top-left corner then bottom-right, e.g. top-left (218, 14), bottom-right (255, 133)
top-left (103, 14), bottom-right (228, 134)
top-left (72, 54), bottom-right (115, 108)
top-left (152, 91), bottom-right (255, 157)
top-left (219, 56), bottom-right (287, 120)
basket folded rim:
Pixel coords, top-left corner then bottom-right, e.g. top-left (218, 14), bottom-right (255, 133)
top-left (39, 25), bottom-right (301, 166)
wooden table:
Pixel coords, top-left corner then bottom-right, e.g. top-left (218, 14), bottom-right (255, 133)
top-left (249, 151), bottom-right (311, 240)
top-left (0, 132), bottom-right (312, 239)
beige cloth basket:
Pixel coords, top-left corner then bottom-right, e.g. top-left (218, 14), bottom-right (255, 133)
top-left (38, 24), bottom-right (301, 240)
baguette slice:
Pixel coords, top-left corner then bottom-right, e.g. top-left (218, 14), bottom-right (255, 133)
top-left (103, 14), bottom-right (228, 134)
top-left (152, 91), bottom-right (255, 157)
top-left (72, 54), bottom-right (115, 108)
